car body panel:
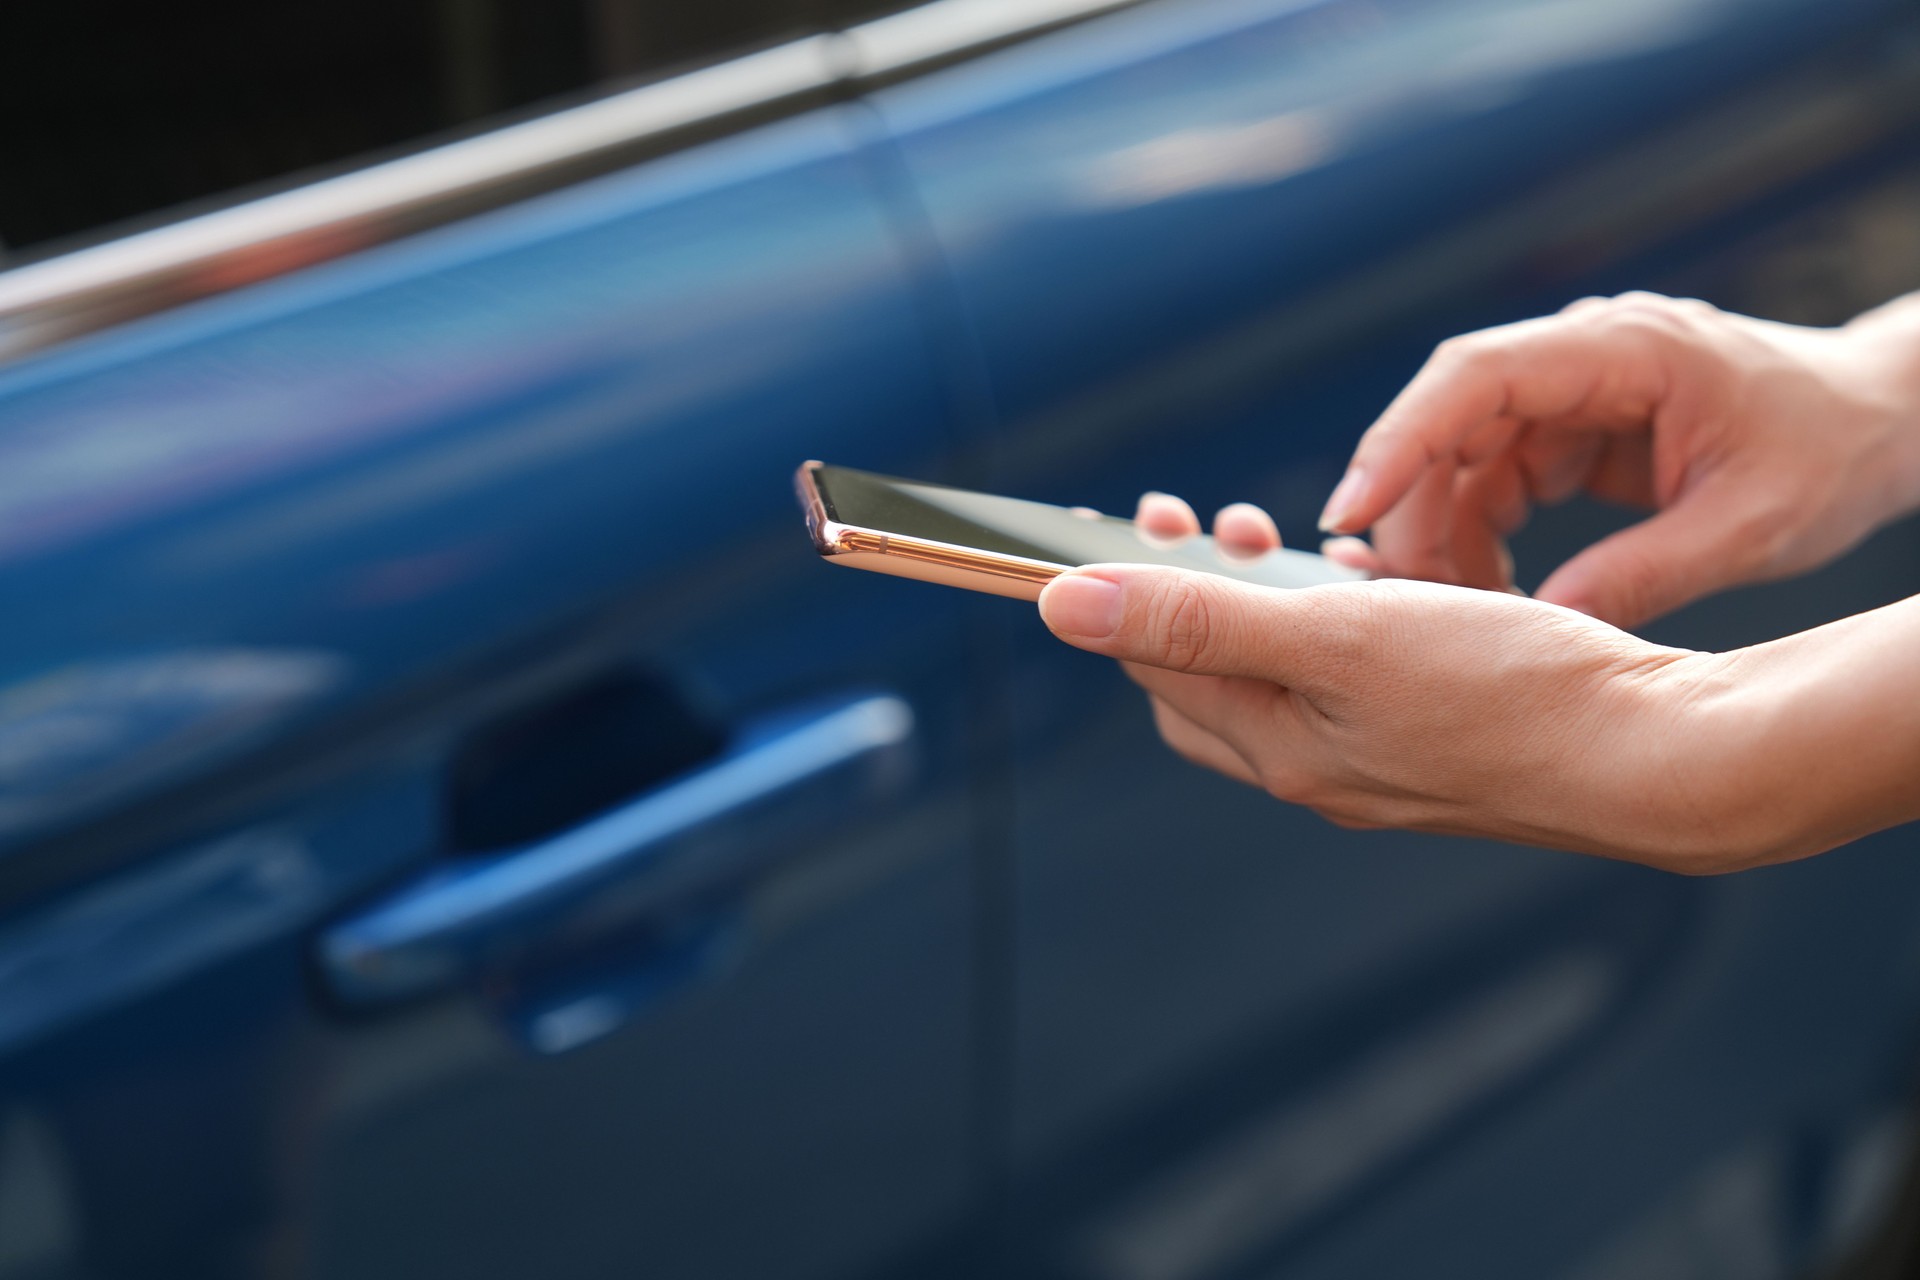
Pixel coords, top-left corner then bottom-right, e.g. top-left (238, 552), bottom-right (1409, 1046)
top-left (4, 0), bottom-right (1920, 1277)
top-left (0, 105), bottom-right (982, 1280)
top-left (869, 0), bottom-right (1920, 1274)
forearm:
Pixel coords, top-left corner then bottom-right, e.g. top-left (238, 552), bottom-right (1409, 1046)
top-left (1696, 593), bottom-right (1920, 864)
top-left (1843, 291), bottom-right (1920, 518)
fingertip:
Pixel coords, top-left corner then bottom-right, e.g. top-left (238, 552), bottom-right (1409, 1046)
top-left (1213, 502), bottom-right (1282, 556)
top-left (1316, 466), bottom-right (1371, 534)
top-left (1037, 570), bottom-right (1123, 641)
top-left (1534, 571), bottom-right (1620, 625)
top-left (1318, 535), bottom-right (1382, 576)
top-left (1135, 490), bottom-right (1202, 541)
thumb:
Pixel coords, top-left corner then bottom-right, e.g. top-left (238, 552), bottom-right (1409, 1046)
top-left (1037, 563), bottom-right (1318, 680)
top-left (1535, 493), bottom-right (1757, 628)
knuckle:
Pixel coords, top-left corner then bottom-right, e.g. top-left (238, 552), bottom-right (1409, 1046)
top-left (1432, 333), bottom-right (1495, 370)
top-left (1726, 498), bottom-right (1798, 575)
top-left (1611, 291), bottom-right (1693, 320)
top-left (1599, 300), bottom-right (1671, 335)
top-left (1591, 291), bottom-right (1714, 343)
top-left (1143, 577), bottom-right (1217, 669)
top-left (1596, 546), bottom-right (1663, 622)
top-left (1254, 760), bottom-right (1307, 804)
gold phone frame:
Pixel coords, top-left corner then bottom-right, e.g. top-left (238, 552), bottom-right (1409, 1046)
top-left (796, 460), bottom-right (1067, 601)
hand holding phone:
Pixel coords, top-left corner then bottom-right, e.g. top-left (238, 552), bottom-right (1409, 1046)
top-left (797, 462), bottom-right (1365, 600)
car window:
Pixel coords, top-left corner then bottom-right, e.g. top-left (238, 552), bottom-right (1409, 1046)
top-left (0, 0), bottom-right (921, 257)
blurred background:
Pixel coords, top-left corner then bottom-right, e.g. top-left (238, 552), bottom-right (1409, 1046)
top-left (2, 0), bottom-right (1920, 1277)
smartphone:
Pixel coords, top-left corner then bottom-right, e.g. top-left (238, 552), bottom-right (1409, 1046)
top-left (797, 461), bottom-right (1366, 601)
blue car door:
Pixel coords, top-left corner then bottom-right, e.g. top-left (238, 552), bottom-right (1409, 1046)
top-left (0, 19), bottom-right (982, 1280)
top-left (871, 0), bottom-right (1920, 1275)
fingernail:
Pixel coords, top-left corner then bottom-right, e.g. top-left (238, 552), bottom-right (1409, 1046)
top-left (1039, 574), bottom-right (1122, 638)
top-left (1317, 467), bottom-right (1367, 533)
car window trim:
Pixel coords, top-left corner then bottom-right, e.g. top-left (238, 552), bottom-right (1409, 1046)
top-left (0, 0), bottom-right (1142, 365)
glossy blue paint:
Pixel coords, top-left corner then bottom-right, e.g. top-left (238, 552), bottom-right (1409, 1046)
top-left (0, 102), bottom-right (983, 1280)
top-left (2, 1), bottom-right (1920, 1277)
top-left (0, 107), bottom-right (943, 870)
top-left (321, 692), bottom-right (916, 1008)
top-left (877, 0), bottom-right (1912, 493)
top-left (871, 0), bottom-right (1920, 1275)
top-left (0, 763), bottom-right (437, 1056)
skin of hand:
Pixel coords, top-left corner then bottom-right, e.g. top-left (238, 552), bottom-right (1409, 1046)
top-left (1314, 291), bottom-right (1920, 629)
top-left (1034, 493), bottom-right (1920, 872)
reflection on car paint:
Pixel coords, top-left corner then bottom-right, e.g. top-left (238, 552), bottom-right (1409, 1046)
top-left (0, 649), bottom-right (346, 841)
top-left (1078, 950), bottom-right (1617, 1280)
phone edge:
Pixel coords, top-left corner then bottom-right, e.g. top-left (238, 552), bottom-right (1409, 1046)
top-left (796, 461), bottom-right (1068, 602)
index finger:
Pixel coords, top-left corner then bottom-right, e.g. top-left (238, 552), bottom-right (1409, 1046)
top-left (1319, 310), bottom-right (1669, 535)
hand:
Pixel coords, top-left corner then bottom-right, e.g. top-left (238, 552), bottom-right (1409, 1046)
top-left (1048, 492), bottom-right (1779, 869)
top-left (1316, 291), bottom-right (1920, 628)
top-left (1034, 545), bottom-right (1779, 869)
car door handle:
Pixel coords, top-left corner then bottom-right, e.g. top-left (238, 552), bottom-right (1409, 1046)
top-left (317, 692), bottom-right (916, 1010)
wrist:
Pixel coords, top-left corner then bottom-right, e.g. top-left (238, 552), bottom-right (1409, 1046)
top-left (1596, 639), bottom-right (1878, 874)
top-left (1600, 650), bottom-right (1783, 873)
top-left (1679, 603), bottom-right (1920, 868)
top-left (1663, 651), bottom-right (1828, 870)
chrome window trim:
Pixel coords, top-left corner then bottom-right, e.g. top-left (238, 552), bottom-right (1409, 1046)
top-left (0, 0), bottom-right (1145, 364)
top-left (842, 0), bottom-right (1140, 80)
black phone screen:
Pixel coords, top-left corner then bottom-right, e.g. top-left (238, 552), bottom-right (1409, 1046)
top-left (811, 464), bottom-right (1364, 591)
